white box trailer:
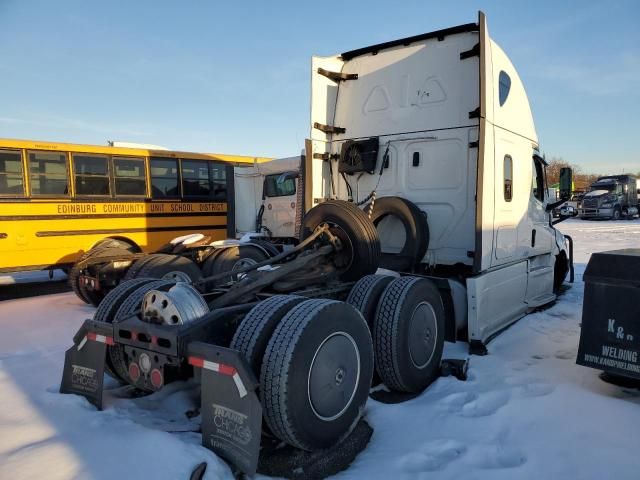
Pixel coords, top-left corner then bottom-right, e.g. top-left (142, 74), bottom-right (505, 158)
top-left (306, 11), bottom-right (572, 351)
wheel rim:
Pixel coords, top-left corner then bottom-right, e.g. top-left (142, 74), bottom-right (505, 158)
top-left (142, 283), bottom-right (208, 325)
top-left (162, 270), bottom-right (192, 283)
top-left (307, 332), bottom-right (360, 421)
top-left (232, 257), bottom-right (258, 270)
top-left (408, 301), bottom-right (438, 369)
top-left (320, 221), bottom-right (355, 274)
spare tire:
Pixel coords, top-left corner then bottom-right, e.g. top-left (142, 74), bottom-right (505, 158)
top-left (300, 200), bottom-right (380, 281)
top-left (368, 197), bottom-right (429, 272)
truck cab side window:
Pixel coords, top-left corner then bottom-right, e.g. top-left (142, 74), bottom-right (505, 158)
top-left (499, 71), bottom-right (511, 106)
top-left (532, 157), bottom-right (545, 203)
top-left (264, 173), bottom-right (296, 198)
top-left (504, 155), bottom-right (513, 202)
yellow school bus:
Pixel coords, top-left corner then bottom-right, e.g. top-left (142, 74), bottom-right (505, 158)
top-left (0, 138), bottom-right (270, 273)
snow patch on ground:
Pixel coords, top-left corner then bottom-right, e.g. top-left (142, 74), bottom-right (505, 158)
top-left (1, 219), bottom-right (640, 479)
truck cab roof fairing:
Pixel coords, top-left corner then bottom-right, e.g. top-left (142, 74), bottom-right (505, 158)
top-left (340, 23), bottom-right (479, 61)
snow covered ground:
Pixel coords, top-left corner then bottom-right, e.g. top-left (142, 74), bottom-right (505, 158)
top-left (1, 219), bottom-right (639, 480)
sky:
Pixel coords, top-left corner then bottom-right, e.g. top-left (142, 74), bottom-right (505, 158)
top-left (0, 0), bottom-right (638, 173)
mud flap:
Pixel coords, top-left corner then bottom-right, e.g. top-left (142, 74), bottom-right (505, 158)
top-left (60, 319), bottom-right (114, 410)
top-left (187, 342), bottom-right (262, 477)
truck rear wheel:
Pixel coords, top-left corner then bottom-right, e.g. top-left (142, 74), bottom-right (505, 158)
top-left (346, 274), bottom-right (394, 327)
top-left (300, 200), bottom-right (380, 281)
top-left (94, 277), bottom-right (161, 381)
top-left (127, 254), bottom-right (202, 285)
top-left (261, 299), bottom-right (374, 451)
top-left (77, 247), bottom-right (135, 306)
top-left (70, 239), bottom-right (137, 304)
top-left (108, 279), bottom-right (175, 384)
top-left (230, 295), bottom-right (306, 378)
top-left (373, 276), bottom-right (445, 393)
top-left (202, 245), bottom-right (270, 287)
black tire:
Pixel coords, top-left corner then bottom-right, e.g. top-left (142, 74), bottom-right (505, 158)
top-left (246, 239), bottom-right (280, 257)
top-left (94, 277), bottom-right (160, 381)
top-left (261, 299), bottom-right (374, 451)
top-left (368, 196), bottom-right (429, 271)
top-left (373, 276), bottom-right (445, 393)
top-left (553, 251), bottom-right (569, 293)
top-left (346, 274), bottom-right (394, 327)
top-left (230, 295), bottom-right (306, 377)
top-left (69, 250), bottom-right (95, 304)
top-left (123, 254), bottom-right (157, 281)
top-left (200, 248), bottom-right (225, 278)
top-left (203, 245), bottom-right (270, 287)
top-left (129, 254), bottom-right (202, 284)
top-left (79, 247), bottom-right (135, 306)
top-left (613, 206), bottom-right (622, 220)
top-left (108, 279), bottom-right (175, 384)
top-left (300, 200), bottom-right (380, 281)
top-left (69, 239), bottom-right (137, 304)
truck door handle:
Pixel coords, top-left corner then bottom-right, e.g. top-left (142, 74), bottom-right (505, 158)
top-left (531, 229), bottom-right (536, 247)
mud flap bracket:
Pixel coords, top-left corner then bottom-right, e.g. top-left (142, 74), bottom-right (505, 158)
top-left (187, 342), bottom-right (262, 477)
top-left (59, 319), bottom-right (113, 410)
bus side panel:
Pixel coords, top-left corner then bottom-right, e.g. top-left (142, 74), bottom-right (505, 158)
top-left (0, 201), bottom-right (228, 271)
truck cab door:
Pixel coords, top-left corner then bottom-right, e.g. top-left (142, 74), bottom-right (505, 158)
top-left (525, 154), bottom-right (555, 305)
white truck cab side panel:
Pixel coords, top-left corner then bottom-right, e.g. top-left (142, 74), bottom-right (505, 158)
top-left (467, 260), bottom-right (528, 343)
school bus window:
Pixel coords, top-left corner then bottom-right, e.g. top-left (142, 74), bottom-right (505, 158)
top-left (182, 160), bottom-right (211, 197)
top-left (210, 164), bottom-right (227, 201)
top-left (113, 157), bottom-right (146, 196)
top-left (29, 151), bottom-right (69, 196)
top-left (150, 157), bottom-right (179, 198)
top-left (73, 154), bottom-right (110, 196)
top-left (0, 150), bottom-right (24, 196)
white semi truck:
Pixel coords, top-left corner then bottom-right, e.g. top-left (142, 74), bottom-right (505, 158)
top-left (61, 12), bottom-right (573, 477)
top-left (308, 11), bottom-right (572, 351)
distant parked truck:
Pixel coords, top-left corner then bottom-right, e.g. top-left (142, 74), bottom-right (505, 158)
top-left (578, 175), bottom-right (638, 220)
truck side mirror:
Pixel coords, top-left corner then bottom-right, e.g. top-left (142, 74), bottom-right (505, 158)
top-left (559, 167), bottom-right (572, 201)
